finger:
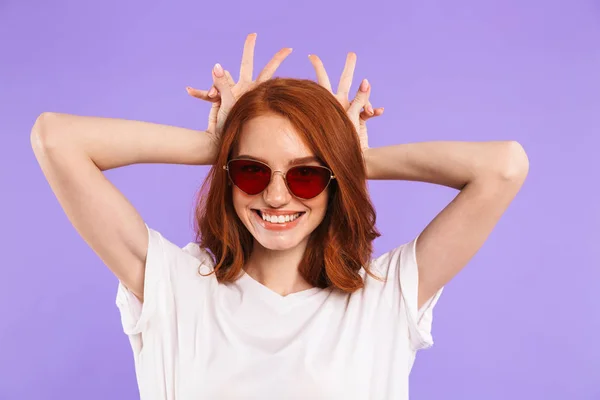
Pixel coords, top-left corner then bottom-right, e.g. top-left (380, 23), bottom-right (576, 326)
top-left (207, 99), bottom-right (220, 133)
top-left (208, 70), bottom-right (234, 99)
top-left (373, 107), bottom-right (384, 116)
top-left (212, 64), bottom-right (235, 106)
top-left (209, 71), bottom-right (234, 99)
top-left (208, 86), bottom-right (218, 98)
top-left (347, 78), bottom-right (371, 120)
top-left (239, 33), bottom-right (257, 83)
top-left (225, 70), bottom-right (235, 87)
top-left (360, 107), bottom-right (384, 121)
top-left (307, 54), bottom-right (332, 92)
top-left (186, 86), bottom-right (210, 98)
top-left (186, 86), bottom-right (221, 103)
top-left (359, 101), bottom-right (373, 120)
top-left (216, 105), bottom-right (230, 133)
top-left (256, 47), bottom-right (293, 83)
top-left (337, 52), bottom-right (357, 100)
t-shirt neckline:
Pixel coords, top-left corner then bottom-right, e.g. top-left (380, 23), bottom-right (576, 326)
top-left (238, 271), bottom-right (323, 304)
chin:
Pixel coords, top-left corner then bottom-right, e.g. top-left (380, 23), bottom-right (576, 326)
top-left (255, 237), bottom-right (305, 251)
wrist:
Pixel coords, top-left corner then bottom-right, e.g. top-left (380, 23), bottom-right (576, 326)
top-left (190, 131), bottom-right (220, 166)
top-left (363, 148), bottom-right (374, 180)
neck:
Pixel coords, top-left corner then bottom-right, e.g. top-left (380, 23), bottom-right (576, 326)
top-left (244, 238), bottom-right (314, 296)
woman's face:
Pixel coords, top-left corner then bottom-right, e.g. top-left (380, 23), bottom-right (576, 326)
top-left (231, 113), bottom-right (329, 251)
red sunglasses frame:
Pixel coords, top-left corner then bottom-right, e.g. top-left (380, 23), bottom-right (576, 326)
top-left (223, 158), bottom-right (336, 200)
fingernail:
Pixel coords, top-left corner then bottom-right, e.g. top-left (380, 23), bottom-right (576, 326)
top-left (360, 79), bottom-right (369, 92)
top-left (214, 63), bottom-right (224, 77)
top-left (186, 87), bottom-right (192, 92)
top-left (208, 87), bottom-right (217, 97)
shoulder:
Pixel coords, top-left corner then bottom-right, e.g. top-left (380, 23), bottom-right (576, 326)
top-left (355, 238), bottom-right (419, 307)
top-left (145, 226), bottom-right (215, 277)
top-left (367, 238), bottom-right (417, 280)
top-left (181, 241), bottom-right (215, 274)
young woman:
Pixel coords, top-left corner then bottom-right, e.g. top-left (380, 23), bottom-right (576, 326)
top-left (31, 34), bottom-right (529, 399)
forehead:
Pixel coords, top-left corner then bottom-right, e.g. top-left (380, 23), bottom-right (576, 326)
top-left (236, 114), bottom-right (316, 164)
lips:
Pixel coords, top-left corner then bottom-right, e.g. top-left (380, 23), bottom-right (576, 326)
top-left (252, 210), bottom-right (307, 221)
top-left (251, 209), bottom-right (306, 231)
top-left (252, 209), bottom-right (306, 217)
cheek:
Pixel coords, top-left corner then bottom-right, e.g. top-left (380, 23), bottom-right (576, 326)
top-left (307, 193), bottom-right (329, 219)
top-left (231, 188), bottom-right (250, 219)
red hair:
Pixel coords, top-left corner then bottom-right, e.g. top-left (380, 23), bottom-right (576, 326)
top-left (193, 78), bottom-right (382, 293)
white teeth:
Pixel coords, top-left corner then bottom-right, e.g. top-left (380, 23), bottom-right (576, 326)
top-left (261, 212), bottom-right (302, 224)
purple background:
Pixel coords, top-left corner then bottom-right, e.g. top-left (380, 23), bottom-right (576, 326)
top-left (1, 0), bottom-right (598, 399)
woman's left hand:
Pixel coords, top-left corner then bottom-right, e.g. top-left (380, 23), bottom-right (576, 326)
top-left (308, 53), bottom-right (384, 152)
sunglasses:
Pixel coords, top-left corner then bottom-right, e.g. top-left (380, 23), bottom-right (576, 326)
top-left (223, 158), bottom-right (336, 200)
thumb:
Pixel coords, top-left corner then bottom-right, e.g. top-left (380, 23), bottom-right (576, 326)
top-left (347, 78), bottom-right (371, 122)
top-left (212, 63), bottom-right (235, 109)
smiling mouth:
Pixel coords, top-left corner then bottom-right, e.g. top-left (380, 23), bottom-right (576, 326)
top-left (252, 209), bottom-right (306, 223)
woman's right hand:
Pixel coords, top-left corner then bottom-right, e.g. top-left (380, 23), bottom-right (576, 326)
top-left (186, 33), bottom-right (293, 147)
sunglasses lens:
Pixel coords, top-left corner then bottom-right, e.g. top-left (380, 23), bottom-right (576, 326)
top-left (287, 166), bottom-right (332, 199)
top-left (228, 160), bottom-right (271, 195)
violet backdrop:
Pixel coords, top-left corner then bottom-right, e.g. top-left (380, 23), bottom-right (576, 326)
top-left (1, 0), bottom-right (598, 399)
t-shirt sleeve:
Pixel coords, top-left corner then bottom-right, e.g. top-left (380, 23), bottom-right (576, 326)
top-left (115, 224), bottom-right (213, 343)
top-left (370, 234), bottom-right (443, 351)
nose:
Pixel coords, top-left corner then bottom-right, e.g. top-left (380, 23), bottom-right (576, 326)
top-left (263, 171), bottom-right (292, 206)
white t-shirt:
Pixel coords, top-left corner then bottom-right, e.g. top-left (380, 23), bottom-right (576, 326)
top-left (116, 225), bottom-right (443, 400)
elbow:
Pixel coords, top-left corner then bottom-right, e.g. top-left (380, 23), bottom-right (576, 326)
top-left (30, 112), bottom-right (65, 152)
top-left (497, 141), bottom-right (530, 182)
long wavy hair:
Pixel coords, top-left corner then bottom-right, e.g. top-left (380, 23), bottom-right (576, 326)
top-left (193, 78), bottom-right (382, 293)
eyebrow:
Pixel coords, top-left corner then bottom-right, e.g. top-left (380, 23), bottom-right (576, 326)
top-left (236, 155), bottom-right (323, 166)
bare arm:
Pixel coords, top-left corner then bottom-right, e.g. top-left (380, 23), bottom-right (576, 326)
top-left (364, 141), bottom-right (529, 309)
top-left (31, 112), bottom-right (218, 301)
